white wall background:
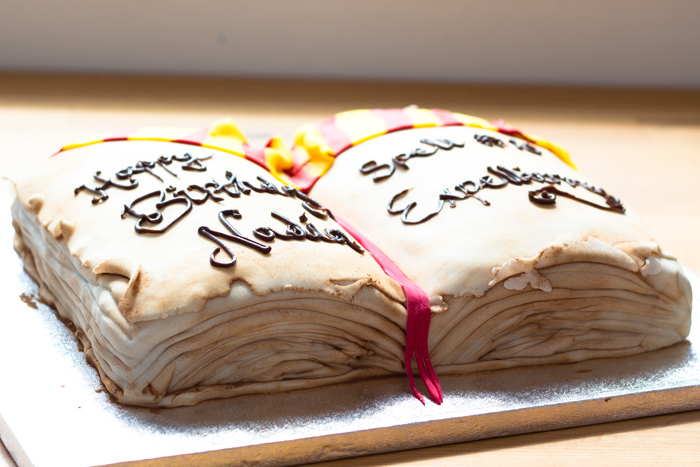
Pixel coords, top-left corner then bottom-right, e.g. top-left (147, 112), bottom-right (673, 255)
top-left (1, 0), bottom-right (699, 88)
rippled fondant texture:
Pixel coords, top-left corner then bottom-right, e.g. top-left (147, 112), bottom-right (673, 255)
top-left (10, 119), bottom-right (693, 407)
top-left (12, 141), bottom-right (407, 406)
top-left (309, 126), bottom-right (692, 372)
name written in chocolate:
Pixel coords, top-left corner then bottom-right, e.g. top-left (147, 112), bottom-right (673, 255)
top-left (199, 209), bottom-right (363, 268)
top-left (74, 153), bottom-right (364, 267)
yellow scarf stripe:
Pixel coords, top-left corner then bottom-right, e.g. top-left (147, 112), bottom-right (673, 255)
top-left (277, 108), bottom-right (575, 190)
top-left (53, 110), bottom-right (574, 190)
top-left (404, 108), bottom-right (444, 127)
top-left (336, 110), bottom-right (388, 147)
top-left (54, 119), bottom-right (251, 161)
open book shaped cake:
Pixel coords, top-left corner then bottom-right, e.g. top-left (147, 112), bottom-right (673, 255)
top-left (11, 108), bottom-right (692, 407)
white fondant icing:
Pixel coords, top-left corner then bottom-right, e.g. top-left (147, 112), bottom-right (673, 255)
top-left (10, 126), bottom-right (693, 407)
top-left (503, 270), bottom-right (552, 292)
top-left (641, 256), bottom-right (663, 276)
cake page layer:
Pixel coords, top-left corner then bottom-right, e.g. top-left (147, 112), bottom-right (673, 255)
top-left (309, 125), bottom-right (692, 370)
top-left (9, 121), bottom-right (693, 407)
top-left (11, 140), bottom-right (409, 406)
top-left (12, 140), bottom-right (404, 321)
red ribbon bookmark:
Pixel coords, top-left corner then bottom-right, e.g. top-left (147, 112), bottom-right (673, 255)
top-left (334, 216), bottom-right (443, 405)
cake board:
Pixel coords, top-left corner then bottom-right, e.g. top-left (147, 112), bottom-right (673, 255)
top-left (0, 184), bottom-right (699, 467)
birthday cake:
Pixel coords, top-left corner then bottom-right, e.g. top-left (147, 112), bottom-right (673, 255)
top-left (10, 108), bottom-right (692, 407)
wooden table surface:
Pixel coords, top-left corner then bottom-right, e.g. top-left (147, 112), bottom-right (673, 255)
top-left (1, 73), bottom-right (699, 467)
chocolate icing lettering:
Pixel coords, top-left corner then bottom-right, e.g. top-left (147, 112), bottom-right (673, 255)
top-left (509, 139), bottom-right (542, 155)
top-left (270, 212), bottom-right (307, 239)
top-left (387, 166), bottom-right (625, 225)
top-left (304, 222), bottom-right (323, 241)
top-left (440, 187), bottom-right (490, 208)
top-left (198, 210), bottom-right (272, 268)
top-left (74, 171), bottom-right (139, 204)
top-left (388, 189), bottom-right (445, 225)
top-left (174, 185), bottom-right (225, 205)
top-left (135, 161), bottom-right (163, 182)
top-left (474, 134), bottom-right (506, 148)
top-left (76, 152), bottom-right (366, 267)
top-left (121, 190), bottom-right (193, 234)
top-left (250, 212), bottom-right (364, 253)
top-left (360, 160), bottom-right (395, 182)
top-left (322, 228), bottom-right (365, 253)
top-left (75, 153), bottom-right (205, 203)
top-left (529, 185), bottom-right (624, 213)
top-left (182, 155), bottom-right (212, 172)
top-left (359, 134), bottom-right (544, 187)
top-left (488, 166), bottom-right (525, 185)
top-left (360, 138), bottom-right (464, 183)
top-left (211, 171), bottom-right (245, 197)
top-left (201, 208), bottom-right (364, 268)
top-left (301, 199), bottom-right (334, 220)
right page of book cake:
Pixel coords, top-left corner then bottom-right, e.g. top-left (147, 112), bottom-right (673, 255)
top-left (301, 109), bottom-right (692, 372)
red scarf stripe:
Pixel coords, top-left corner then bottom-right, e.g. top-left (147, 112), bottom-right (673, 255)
top-left (287, 163), bottom-right (321, 192)
top-left (173, 127), bottom-right (209, 146)
top-left (242, 144), bottom-right (268, 170)
top-left (104, 127), bottom-right (139, 142)
top-left (371, 108), bottom-right (415, 133)
top-left (431, 109), bottom-right (464, 127)
top-left (316, 116), bottom-right (354, 156)
top-left (490, 119), bottom-right (535, 143)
